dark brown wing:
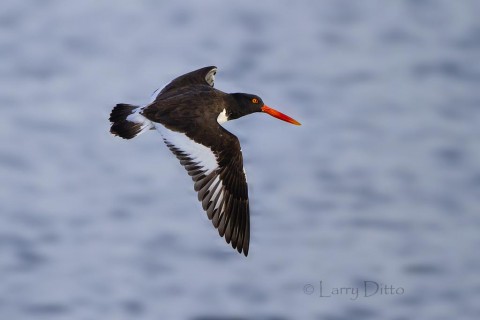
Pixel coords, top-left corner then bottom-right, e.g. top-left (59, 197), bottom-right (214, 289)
top-left (157, 122), bottom-right (250, 256)
top-left (154, 66), bottom-right (217, 100)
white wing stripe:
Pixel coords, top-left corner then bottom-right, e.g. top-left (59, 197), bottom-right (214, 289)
top-left (214, 190), bottom-right (224, 211)
top-left (154, 123), bottom-right (218, 175)
top-left (205, 67), bottom-right (217, 86)
top-left (210, 177), bottom-right (222, 202)
top-left (149, 87), bottom-right (161, 103)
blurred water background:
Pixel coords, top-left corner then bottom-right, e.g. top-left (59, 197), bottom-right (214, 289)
top-left (1, 0), bottom-right (479, 319)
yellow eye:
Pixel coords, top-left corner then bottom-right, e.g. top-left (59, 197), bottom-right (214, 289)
top-left (252, 98), bottom-right (259, 104)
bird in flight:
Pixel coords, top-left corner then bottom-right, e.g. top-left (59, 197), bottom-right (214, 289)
top-left (109, 66), bottom-right (301, 256)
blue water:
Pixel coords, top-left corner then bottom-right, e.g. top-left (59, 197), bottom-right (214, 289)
top-left (1, 0), bottom-right (479, 319)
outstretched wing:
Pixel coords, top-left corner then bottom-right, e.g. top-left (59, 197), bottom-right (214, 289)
top-left (155, 122), bottom-right (250, 256)
top-left (151, 66), bottom-right (217, 101)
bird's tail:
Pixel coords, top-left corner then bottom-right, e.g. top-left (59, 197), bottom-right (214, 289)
top-left (109, 104), bottom-right (153, 139)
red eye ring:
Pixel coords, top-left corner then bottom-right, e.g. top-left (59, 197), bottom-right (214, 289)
top-left (252, 98), bottom-right (259, 104)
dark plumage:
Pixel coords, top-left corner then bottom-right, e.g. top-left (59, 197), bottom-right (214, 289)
top-left (109, 66), bottom-right (300, 256)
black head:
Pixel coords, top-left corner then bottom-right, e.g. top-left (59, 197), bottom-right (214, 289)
top-left (229, 93), bottom-right (301, 125)
top-left (229, 93), bottom-right (264, 119)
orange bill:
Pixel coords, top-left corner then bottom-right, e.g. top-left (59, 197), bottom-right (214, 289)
top-left (261, 105), bottom-right (301, 126)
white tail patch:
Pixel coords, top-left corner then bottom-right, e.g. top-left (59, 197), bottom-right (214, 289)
top-left (126, 107), bottom-right (154, 135)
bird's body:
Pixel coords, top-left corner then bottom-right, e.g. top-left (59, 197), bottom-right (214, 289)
top-left (109, 66), bottom-right (300, 256)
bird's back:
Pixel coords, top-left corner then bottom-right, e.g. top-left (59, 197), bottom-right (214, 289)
top-left (141, 85), bottom-right (230, 131)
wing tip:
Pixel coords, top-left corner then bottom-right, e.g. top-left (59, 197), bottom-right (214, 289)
top-left (241, 245), bottom-right (249, 257)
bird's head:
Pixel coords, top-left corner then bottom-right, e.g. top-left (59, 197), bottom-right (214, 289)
top-left (230, 93), bottom-right (301, 125)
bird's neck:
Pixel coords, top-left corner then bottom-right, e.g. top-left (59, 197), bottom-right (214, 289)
top-left (228, 93), bottom-right (251, 120)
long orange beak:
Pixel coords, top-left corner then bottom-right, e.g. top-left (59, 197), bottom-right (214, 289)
top-left (261, 105), bottom-right (301, 126)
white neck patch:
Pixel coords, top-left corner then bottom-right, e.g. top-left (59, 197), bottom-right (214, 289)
top-left (217, 109), bottom-right (229, 124)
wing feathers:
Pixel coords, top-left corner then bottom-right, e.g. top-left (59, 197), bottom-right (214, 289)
top-left (158, 125), bottom-right (250, 256)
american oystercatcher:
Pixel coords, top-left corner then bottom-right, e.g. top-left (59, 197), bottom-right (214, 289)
top-left (109, 66), bottom-right (300, 256)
